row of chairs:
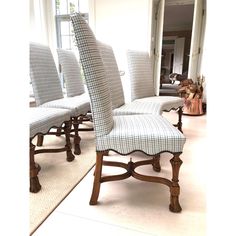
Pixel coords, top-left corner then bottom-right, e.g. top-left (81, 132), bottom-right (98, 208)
top-left (29, 14), bottom-right (186, 212)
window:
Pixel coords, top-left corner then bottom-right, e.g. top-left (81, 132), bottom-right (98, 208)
top-left (55, 0), bottom-right (89, 50)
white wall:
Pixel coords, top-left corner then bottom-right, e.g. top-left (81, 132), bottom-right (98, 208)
top-left (89, 0), bottom-right (152, 102)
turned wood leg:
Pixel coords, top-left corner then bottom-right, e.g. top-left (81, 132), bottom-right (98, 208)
top-left (56, 127), bottom-right (62, 136)
top-left (72, 116), bottom-right (81, 155)
top-left (30, 140), bottom-right (41, 193)
top-left (152, 154), bottom-right (161, 172)
top-left (169, 153), bottom-right (183, 213)
top-left (64, 121), bottom-right (75, 162)
top-left (36, 134), bottom-right (44, 146)
top-left (90, 151), bottom-right (104, 205)
top-left (177, 107), bottom-right (183, 133)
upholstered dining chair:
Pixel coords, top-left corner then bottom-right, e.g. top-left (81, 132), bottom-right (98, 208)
top-left (127, 49), bottom-right (184, 132)
top-left (71, 13), bottom-right (186, 212)
top-left (57, 48), bottom-right (93, 129)
top-left (30, 107), bottom-right (74, 193)
top-left (30, 42), bottom-right (91, 155)
top-left (97, 41), bottom-right (184, 132)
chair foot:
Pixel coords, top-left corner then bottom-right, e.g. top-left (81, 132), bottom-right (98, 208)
top-left (30, 162), bottom-right (41, 193)
top-left (152, 155), bottom-right (161, 172)
top-left (30, 176), bottom-right (41, 193)
top-left (169, 194), bottom-right (182, 213)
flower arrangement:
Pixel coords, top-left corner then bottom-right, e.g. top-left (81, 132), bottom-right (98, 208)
top-left (178, 75), bottom-right (205, 115)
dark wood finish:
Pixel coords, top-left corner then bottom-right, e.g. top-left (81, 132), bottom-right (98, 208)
top-left (30, 140), bottom-right (41, 193)
top-left (36, 134), bottom-right (44, 146)
top-left (71, 116), bottom-right (81, 155)
top-left (29, 120), bottom-right (75, 193)
top-left (152, 154), bottom-right (161, 172)
top-left (164, 106), bottom-right (183, 133)
top-left (90, 150), bottom-right (183, 212)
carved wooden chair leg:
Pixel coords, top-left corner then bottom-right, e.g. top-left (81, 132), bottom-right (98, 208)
top-left (169, 153), bottom-right (183, 212)
top-left (72, 116), bottom-right (81, 155)
top-left (90, 151), bottom-right (104, 205)
top-left (177, 107), bottom-right (183, 133)
top-left (152, 154), bottom-right (161, 172)
top-left (56, 127), bottom-right (62, 136)
top-left (64, 121), bottom-right (75, 162)
top-left (30, 139), bottom-right (41, 193)
top-left (36, 134), bottom-right (44, 146)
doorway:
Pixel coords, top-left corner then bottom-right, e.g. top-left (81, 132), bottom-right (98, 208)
top-left (151, 0), bottom-right (206, 95)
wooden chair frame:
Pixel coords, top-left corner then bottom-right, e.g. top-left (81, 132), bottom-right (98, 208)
top-left (30, 120), bottom-right (75, 193)
top-left (90, 150), bottom-right (183, 213)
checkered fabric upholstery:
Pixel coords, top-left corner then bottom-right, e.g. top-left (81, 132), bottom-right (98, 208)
top-left (30, 107), bottom-right (71, 138)
top-left (71, 13), bottom-right (186, 154)
top-left (30, 42), bottom-right (63, 106)
top-left (97, 41), bottom-right (125, 109)
top-left (127, 49), bottom-right (155, 101)
top-left (113, 100), bottom-right (162, 115)
top-left (97, 115), bottom-right (186, 154)
top-left (57, 49), bottom-right (85, 97)
top-left (41, 93), bottom-right (91, 117)
top-left (71, 13), bottom-right (114, 137)
top-left (30, 42), bottom-right (91, 117)
top-left (135, 96), bottom-right (184, 113)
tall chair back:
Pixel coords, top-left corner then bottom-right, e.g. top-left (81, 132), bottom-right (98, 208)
top-left (57, 49), bottom-right (85, 97)
top-left (30, 42), bottom-right (63, 106)
top-left (127, 50), bottom-right (155, 101)
top-left (71, 14), bottom-right (113, 137)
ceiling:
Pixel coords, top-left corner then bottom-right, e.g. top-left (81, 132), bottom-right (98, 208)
top-left (163, 4), bottom-right (194, 31)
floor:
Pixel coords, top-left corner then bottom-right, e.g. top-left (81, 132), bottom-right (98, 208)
top-left (32, 111), bottom-right (207, 236)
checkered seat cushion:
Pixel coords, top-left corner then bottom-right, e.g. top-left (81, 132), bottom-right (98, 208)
top-left (97, 114), bottom-right (186, 154)
top-left (30, 107), bottom-right (71, 138)
top-left (71, 13), bottom-right (186, 154)
top-left (30, 42), bottom-right (91, 117)
top-left (57, 48), bottom-right (85, 97)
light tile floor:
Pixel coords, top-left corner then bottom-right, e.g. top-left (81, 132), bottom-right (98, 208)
top-left (33, 112), bottom-right (207, 236)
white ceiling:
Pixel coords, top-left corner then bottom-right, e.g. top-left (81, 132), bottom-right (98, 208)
top-left (163, 4), bottom-right (194, 31)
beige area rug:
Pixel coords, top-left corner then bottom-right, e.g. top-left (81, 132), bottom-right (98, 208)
top-left (29, 124), bottom-right (96, 234)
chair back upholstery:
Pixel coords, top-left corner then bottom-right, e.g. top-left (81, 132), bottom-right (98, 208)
top-left (30, 42), bottom-right (63, 106)
top-left (127, 50), bottom-right (155, 101)
top-left (71, 13), bottom-right (114, 137)
top-left (57, 49), bottom-right (85, 97)
top-left (97, 41), bottom-right (125, 109)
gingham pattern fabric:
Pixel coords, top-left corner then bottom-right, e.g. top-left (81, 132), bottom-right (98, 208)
top-left (40, 93), bottom-right (91, 117)
top-left (97, 115), bottom-right (186, 154)
top-left (70, 13), bottom-right (186, 154)
top-left (71, 13), bottom-right (114, 137)
top-left (57, 48), bottom-right (85, 97)
top-left (30, 107), bottom-right (71, 138)
top-left (97, 41), bottom-right (125, 109)
top-left (30, 42), bottom-right (63, 106)
top-left (127, 50), bottom-right (155, 101)
top-left (113, 100), bottom-right (162, 115)
top-left (135, 96), bottom-right (184, 113)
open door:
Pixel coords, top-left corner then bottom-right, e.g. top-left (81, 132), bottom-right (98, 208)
top-left (152, 0), bottom-right (165, 95)
top-left (188, 0), bottom-right (204, 81)
top-left (173, 37), bottom-right (185, 74)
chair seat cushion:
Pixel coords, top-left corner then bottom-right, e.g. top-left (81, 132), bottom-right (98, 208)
top-left (113, 96), bottom-right (183, 115)
top-left (40, 93), bottom-right (91, 117)
top-left (30, 107), bottom-right (71, 138)
top-left (113, 100), bottom-right (162, 115)
top-left (97, 115), bottom-right (186, 155)
top-left (135, 96), bottom-right (184, 112)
